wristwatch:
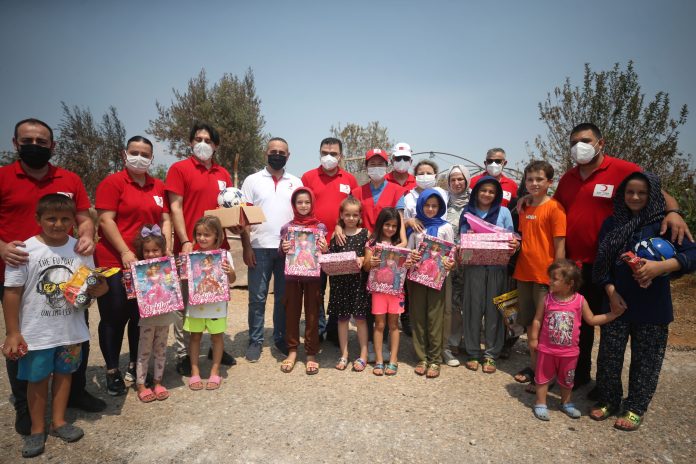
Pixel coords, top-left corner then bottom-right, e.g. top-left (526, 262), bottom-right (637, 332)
top-left (665, 209), bottom-right (683, 216)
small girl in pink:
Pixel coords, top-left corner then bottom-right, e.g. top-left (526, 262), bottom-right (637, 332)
top-left (528, 259), bottom-right (624, 421)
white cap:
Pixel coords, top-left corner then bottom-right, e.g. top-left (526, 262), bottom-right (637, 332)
top-left (391, 142), bottom-right (413, 158)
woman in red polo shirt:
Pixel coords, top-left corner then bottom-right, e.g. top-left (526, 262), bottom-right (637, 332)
top-left (94, 136), bottom-right (171, 396)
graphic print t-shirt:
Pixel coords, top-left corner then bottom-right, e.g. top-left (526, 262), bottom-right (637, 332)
top-left (537, 293), bottom-right (584, 357)
top-left (4, 236), bottom-right (93, 350)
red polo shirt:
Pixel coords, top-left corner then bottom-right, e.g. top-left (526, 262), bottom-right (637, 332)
top-left (385, 171), bottom-right (416, 191)
top-left (165, 156), bottom-right (232, 252)
top-left (94, 169), bottom-right (170, 268)
top-left (470, 173), bottom-right (518, 207)
top-left (0, 161), bottom-right (90, 282)
top-left (351, 181), bottom-right (405, 233)
top-left (301, 166), bottom-right (358, 239)
top-left (554, 155), bottom-right (639, 264)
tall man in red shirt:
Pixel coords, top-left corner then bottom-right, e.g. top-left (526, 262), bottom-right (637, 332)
top-left (301, 137), bottom-right (358, 343)
top-left (0, 118), bottom-right (105, 436)
top-left (470, 148), bottom-right (518, 207)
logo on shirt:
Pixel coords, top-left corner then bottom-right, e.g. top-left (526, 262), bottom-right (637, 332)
top-left (217, 180), bottom-right (227, 191)
top-left (153, 195), bottom-right (164, 207)
top-left (339, 183), bottom-right (351, 194)
top-left (56, 192), bottom-right (74, 199)
top-left (593, 184), bottom-right (614, 198)
top-left (525, 214), bottom-right (537, 220)
top-left (502, 190), bottom-right (512, 201)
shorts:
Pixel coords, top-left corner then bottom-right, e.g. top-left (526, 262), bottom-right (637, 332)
top-left (535, 351), bottom-right (577, 389)
top-left (18, 344), bottom-right (83, 382)
top-left (183, 316), bottom-right (227, 334)
top-left (516, 281), bottom-right (548, 327)
top-left (371, 293), bottom-right (404, 315)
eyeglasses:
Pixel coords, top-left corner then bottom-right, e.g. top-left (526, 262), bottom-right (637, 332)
top-left (485, 159), bottom-right (504, 165)
top-left (268, 150), bottom-right (287, 156)
top-left (393, 156), bottom-right (411, 162)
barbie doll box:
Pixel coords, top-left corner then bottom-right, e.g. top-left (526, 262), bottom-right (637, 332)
top-left (285, 226), bottom-right (322, 277)
top-left (130, 256), bottom-right (184, 318)
top-left (459, 233), bottom-right (515, 266)
top-left (407, 235), bottom-right (456, 290)
top-left (186, 250), bottom-right (230, 306)
top-left (318, 251), bottom-right (361, 276)
top-left (367, 244), bottom-right (411, 296)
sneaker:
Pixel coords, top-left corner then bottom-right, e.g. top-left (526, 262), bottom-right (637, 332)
top-left (176, 355), bottom-right (192, 376)
top-left (124, 363), bottom-right (136, 382)
top-left (68, 390), bottom-right (107, 412)
top-left (209, 348), bottom-right (237, 366)
top-left (443, 349), bottom-right (460, 367)
top-left (106, 371), bottom-right (126, 396)
top-left (367, 342), bottom-right (376, 364)
top-left (245, 341), bottom-right (263, 362)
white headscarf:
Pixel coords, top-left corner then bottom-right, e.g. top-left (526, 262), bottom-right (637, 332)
top-left (446, 165), bottom-right (471, 228)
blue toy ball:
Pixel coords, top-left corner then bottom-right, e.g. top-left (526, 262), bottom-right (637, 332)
top-left (634, 237), bottom-right (676, 261)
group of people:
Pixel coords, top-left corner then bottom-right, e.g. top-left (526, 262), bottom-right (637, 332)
top-left (1, 118), bottom-right (694, 458)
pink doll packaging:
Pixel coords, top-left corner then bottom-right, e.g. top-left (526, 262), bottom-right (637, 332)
top-left (130, 256), bottom-right (184, 318)
top-left (318, 251), bottom-right (361, 276)
top-left (367, 244), bottom-right (411, 296)
top-left (407, 234), bottom-right (456, 290)
top-left (185, 249), bottom-right (230, 306)
top-left (285, 226), bottom-right (322, 277)
top-left (459, 233), bottom-right (516, 266)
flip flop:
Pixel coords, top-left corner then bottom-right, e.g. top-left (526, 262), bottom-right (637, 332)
top-left (306, 361), bottom-right (319, 375)
top-left (188, 375), bottom-right (204, 391)
top-left (614, 410), bottom-right (642, 431)
top-left (280, 359), bottom-right (296, 373)
top-left (138, 387), bottom-right (156, 403)
top-left (464, 359), bottom-right (480, 371)
top-left (514, 367), bottom-right (534, 383)
top-left (206, 375), bottom-right (222, 390)
top-left (414, 361), bottom-right (427, 376)
top-left (426, 363), bottom-right (441, 378)
top-left (335, 357), bottom-right (349, 371)
top-left (153, 384), bottom-right (169, 401)
top-left (373, 363), bottom-right (385, 376)
top-left (590, 402), bottom-right (620, 421)
top-left (385, 362), bottom-right (398, 376)
top-left (481, 358), bottom-right (497, 374)
top-left (352, 358), bottom-right (367, 372)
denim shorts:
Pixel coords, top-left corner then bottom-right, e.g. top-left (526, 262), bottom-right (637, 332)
top-left (18, 344), bottom-right (83, 382)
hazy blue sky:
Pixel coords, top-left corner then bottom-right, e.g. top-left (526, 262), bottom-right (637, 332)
top-left (1, 0), bottom-right (694, 179)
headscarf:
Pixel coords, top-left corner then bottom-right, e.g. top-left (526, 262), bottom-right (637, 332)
top-left (459, 176), bottom-right (503, 233)
top-left (446, 165), bottom-right (471, 226)
top-left (593, 171), bottom-right (665, 284)
top-left (414, 189), bottom-right (448, 238)
top-left (290, 186), bottom-right (320, 226)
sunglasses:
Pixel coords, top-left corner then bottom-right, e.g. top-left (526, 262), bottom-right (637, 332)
top-left (485, 159), bottom-right (504, 165)
top-left (393, 156), bottom-right (411, 162)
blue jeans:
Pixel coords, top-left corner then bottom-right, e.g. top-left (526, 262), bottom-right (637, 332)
top-left (248, 248), bottom-right (286, 345)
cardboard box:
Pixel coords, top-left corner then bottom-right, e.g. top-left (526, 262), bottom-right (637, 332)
top-left (319, 251), bottom-right (361, 276)
top-left (204, 205), bottom-right (266, 228)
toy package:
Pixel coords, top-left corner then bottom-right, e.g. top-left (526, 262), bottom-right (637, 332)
top-left (186, 250), bottom-right (230, 306)
top-left (284, 226), bottom-right (323, 277)
top-left (63, 266), bottom-right (119, 310)
top-left (407, 234), bottom-right (456, 290)
top-left (367, 244), bottom-right (411, 296)
top-left (460, 232), bottom-right (517, 266)
top-left (318, 251), bottom-right (361, 276)
top-left (130, 256), bottom-right (184, 318)
top-left (620, 251), bottom-right (643, 273)
top-left (176, 253), bottom-right (189, 280)
top-left (463, 212), bottom-right (522, 236)
top-left (493, 289), bottom-right (524, 337)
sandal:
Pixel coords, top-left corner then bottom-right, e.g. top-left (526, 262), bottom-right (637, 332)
top-left (426, 363), bottom-right (441, 378)
top-left (352, 358), bottom-right (367, 372)
top-left (414, 361), bottom-right (428, 376)
top-left (385, 362), bottom-right (398, 376)
top-left (206, 375), bottom-right (222, 390)
top-left (514, 367), bottom-right (534, 383)
top-left (464, 358), bottom-right (480, 371)
top-left (590, 402), bottom-right (619, 421)
top-left (188, 375), bottom-right (204, 391)
top-left (533, 404), bottom-right (550, 421)
top-left (137, 387), bottom-right (156, 403)
top-left (280, 359), bottom-right (296, 373)
top-left (306, 360), bottom-right (319, 375)
top-left (153, 384), bottom-right (169, 401)
top-left (560, 402), bottom-right (581, 419)
top-left (481, 358), bottom-right (497, 374)
top-left (335, 357), bottom-right (349, 371)
top-left (373, 363), bottom-right (385, 376)
top-left (614, 410), bottom-right (642, 431)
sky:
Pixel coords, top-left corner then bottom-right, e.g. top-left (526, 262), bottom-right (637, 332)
top-left (1, 0), bottom-right (694, 180)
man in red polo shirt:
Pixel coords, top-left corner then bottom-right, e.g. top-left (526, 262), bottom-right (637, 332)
top-left (0, 118), bottom-right (105, 436)
top-left (553, 122), bottom-right (690, 397)
top-left (301, 137), bottom-right (358, 344)
top-left (470, 148), bottom-right (518, 207)
top-left (165, 122), bottom-right (235, 374)
top-left (385, 142), bottom-right (417, 191)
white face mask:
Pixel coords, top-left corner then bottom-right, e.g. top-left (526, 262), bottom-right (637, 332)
top-left (570, 141), bottom-right (599, 165)
top-left (193, 142), bottom-right (214, 161)
top-left (416, 174), bottom-right (437, 189)
top-left (367, 166), bottom-right (386, 182)
top-left (393, 160), bottom-right (411, 173)
top-left (320, 155), bottom-right (339, 171)
top-left (486, 162), bottom-right (503, 177)
top-left (124, 152), bottom-right (152, 174)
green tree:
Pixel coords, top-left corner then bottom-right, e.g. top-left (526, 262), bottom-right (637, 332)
top-left (148, 68), bottom-right (266, 185)
top-left (54, 102), bottom-right (126, 200)
top-left (330, 121), bottom-right (393, 175)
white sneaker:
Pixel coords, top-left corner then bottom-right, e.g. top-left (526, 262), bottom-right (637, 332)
top-left (367, 342), bottom-right (376, 363)
top-left (443, 349), bottom-right (460, 367)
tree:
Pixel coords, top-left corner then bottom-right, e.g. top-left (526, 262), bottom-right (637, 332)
top-left (0, 150), bottom-right (15, 166)
top-left (53, 102), bottom-right (126, 201)
top-left (330, 121), bottom-right (393, 175)
top-left (148, 68), bottom-right (266, 185)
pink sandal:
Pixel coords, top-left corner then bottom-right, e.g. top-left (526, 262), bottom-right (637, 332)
top-left (137, 388), bottom-right (156, 403)
top-left (188, 375), bottom-right (204, 391)
top-left (153, 384), bottom-right (169, 401)
top-left (206, 375), bottom-right (222, 390)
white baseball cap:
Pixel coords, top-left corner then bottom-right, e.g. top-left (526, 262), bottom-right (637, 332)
top-left (392, 142), bottom-right (413, 158)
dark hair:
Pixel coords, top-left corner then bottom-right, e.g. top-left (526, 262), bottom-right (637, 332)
top-left (268, 136), bottom-right (289, 148)
top-left (189, 122), bottom-right (220, 145)
top-left (126, 135), bottom-right (154, 151)
top-left (570, 122), bottom-right (602, 140)
top-left (320, 137), bottom-right (342, 154)
top-left (133, 224), bottom-right (166, 260)
top-left (524, 160), bottom-right (554, 181)
top-left (414, 159), bottom-right (439, 175)
top-left (548, 259), bottom-right (582, 293)
top-left (370, 207), bottom-right (401, 245)
top-left (338, 196), bottom-right (362, 228)
top-left (36, 193), bottom-right (76, 218)
top-left (15, 118), bottom-right (54, 142)
top-left (193, 215), bottom-right (225, 249)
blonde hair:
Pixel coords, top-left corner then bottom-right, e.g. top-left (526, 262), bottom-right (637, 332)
top-left (338, 196), bottom-right (363, 228)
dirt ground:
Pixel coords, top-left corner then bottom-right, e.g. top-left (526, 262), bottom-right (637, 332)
top-left (1, 279), bottom-right (695, 463)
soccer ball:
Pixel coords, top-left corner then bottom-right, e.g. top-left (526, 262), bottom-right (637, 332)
top-left (217, 187), bottom-right (246, 207)
top-left (634, 237), bottom-right (676, 261)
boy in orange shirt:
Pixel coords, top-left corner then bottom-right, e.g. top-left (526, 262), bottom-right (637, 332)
top-left (512, 161), bottom-right (566, 386)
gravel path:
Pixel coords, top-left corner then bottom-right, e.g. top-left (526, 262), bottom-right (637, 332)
top-left (1, 290), bottom-right (695, 463)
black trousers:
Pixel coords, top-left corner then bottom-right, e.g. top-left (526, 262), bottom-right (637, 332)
top-left (575, 263), bottom-right (605, 383)
top-left (96, 272), bottom-right (140, 369)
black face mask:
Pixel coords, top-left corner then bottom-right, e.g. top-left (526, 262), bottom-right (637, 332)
top-left (268, 154), bottom-right (287, 170)
top-left (18, 144), bottom-right (52, 169)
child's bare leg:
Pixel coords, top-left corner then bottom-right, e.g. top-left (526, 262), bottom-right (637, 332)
top-left (356, 318), bottom-right (368, 361)
top-left (560, 386), bottom-right (572, 405)
top-left (388, 314), bottom-right (400, 364)
top-left (27, 378), bottom-right (49, 434)
top-left (338, 319), bottom-right (349, 359)
top-left (50, 373), bottom-right (72, 429)
top-left (210, 333), bottom-right (223, 378)
top-left (189, 332), bottom-right (203, 378)
top-left (535, 382), bottom-right (550, 406)
top-left (373, 315), bottom-right (386, 364)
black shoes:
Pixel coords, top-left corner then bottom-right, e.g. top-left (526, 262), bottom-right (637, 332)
top-left (105, 370), bottom-right (126, 396)
top-left (176, 355), bottom-right (192, 376)
top-left (68, 390), bottom-right (107, 412)
top-left (15, 408), bottom-right (31, 436)
top-left (208, 348), bottom-right (237, 366)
